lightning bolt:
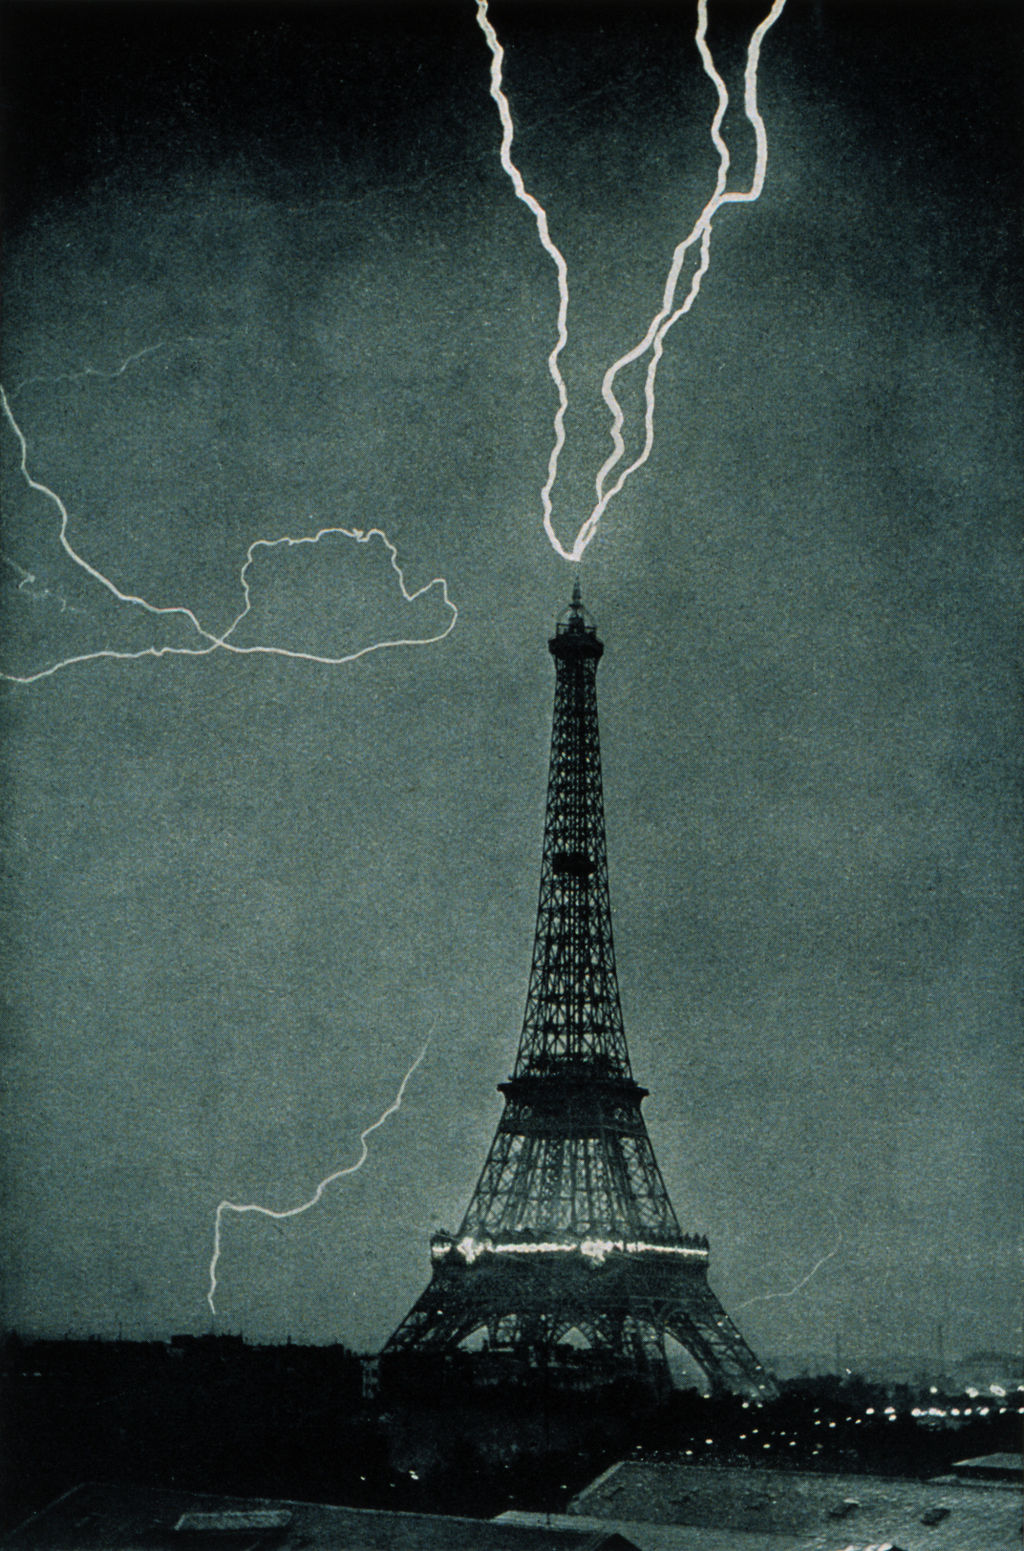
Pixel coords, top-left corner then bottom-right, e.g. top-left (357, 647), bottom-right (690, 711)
top-left (475, 0), bottom-right (788, 562)
top-left (736, 1219), bottom-right (844, 1310)
top-left (206, 1041), bottom-right (430, 1316)
top-left (474, 0), bottom-right (570, 567)
top-left (0, 380), bottom-right (457, 685)
top-left (6, 336), bottom-right (211, 403)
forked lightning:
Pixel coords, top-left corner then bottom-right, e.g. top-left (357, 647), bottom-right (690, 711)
top-left (0, 380), bottom-right (457, 685)
top-left (475, 0), bottom-right (788, 561)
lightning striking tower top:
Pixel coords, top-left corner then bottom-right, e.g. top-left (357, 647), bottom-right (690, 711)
top-left (385, 588), bottom-right (775, 1397)
top-left (474, 0), bottom-right (788, 562)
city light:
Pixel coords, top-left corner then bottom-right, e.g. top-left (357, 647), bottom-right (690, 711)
top-left (432, 1236), bottom-right (711, 1266)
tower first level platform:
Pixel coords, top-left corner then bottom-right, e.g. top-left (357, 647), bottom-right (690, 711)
top-left (388, 1232), bottom-right (771, 1398)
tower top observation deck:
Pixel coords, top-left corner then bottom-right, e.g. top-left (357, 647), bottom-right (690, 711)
top-left (550, 575), bottom-right (603, 660)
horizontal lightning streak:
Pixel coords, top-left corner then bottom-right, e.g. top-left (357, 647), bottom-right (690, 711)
top-left (476, 0), bottom-right (787, 562)
top-left (7, 337), bottom-right (211, 403)
top-left (221, 526), bottom-right (458, 667)
top-left (206, 1042), bottom-right (430, 1316)
top-left (0, 382), bottom-right (457, 684)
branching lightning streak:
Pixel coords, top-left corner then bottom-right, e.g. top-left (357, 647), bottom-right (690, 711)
top-left (6, 337), bottom-right (208, 403)
top-left (736, 1220), bottom-right (843, 1310)
top-left (206, 1041), bottom-right (430, 1316)
top-left (2, 554), bottom-right (82, 614)
top-left (475, 0), bottom-right (787, 562)
top-left (0, 382), bottom-right (457, 685)
top-left (585, 0), bottom-right (788, 552)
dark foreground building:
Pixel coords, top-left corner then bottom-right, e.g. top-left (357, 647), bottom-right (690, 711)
top-left (0, 1485), bottom-right (642, 1551)
top-left (384, 584), bottom-right (773, 1398)
top-left (5, 1467), bottom-right (1018, 1551)
top-left (539, 1455), bottom-right (1023, 1550)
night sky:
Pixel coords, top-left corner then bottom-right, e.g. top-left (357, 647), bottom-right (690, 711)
top-left (1, 0), bottom-right (1020, 1365)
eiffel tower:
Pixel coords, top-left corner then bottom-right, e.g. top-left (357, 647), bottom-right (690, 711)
top-left (384, 583), bottom-right (775, 1397)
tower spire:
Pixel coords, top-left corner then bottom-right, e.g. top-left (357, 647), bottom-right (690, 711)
top-left (384, 592), bottom-right (775, 1398)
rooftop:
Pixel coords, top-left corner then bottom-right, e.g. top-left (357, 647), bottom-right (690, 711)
top-left (565, 1461), bottom-right (1021, 1551)
top-left (948, 1453), bottom-right (1021, 1480)
top-left (500, 1512), bottom-right (808, 1550)
top-left (1, 1484), bottom-right (639, 1551)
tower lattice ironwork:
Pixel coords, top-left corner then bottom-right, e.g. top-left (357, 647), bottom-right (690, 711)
top-left (384, 583), bottom-right (775, 1397)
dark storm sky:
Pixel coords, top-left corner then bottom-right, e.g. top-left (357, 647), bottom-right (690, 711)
top-left (1, 0), bottom-right (1020, 1362)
